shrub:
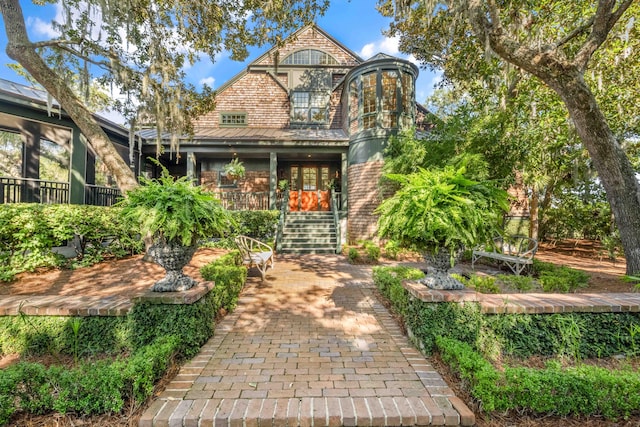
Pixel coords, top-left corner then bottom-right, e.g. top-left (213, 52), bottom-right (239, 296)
top-left (383, 240), bottom-right (402, 260)
top-left (362, 240), bottom-right (381, 263)
top-left (0, 336), bottom-right (179, 424)
top-left (200, 250), bottom-right (247, 313)
top-left (497, 274), bottom-right (535, 292)
top-left (347, 247), bottom-right (359, 263)
top-left (0, 204), bottom-right (142, 281)
top-left (534, 260), bottom-right (589, 292)
top-left (372, 266), bottom-right (640, 359)
top-left (372, 266), bottom-right (424, 317)
top-left (436, 337), bottom-right (640, 420)
top-left (456, 274), bottom-right (500, 294)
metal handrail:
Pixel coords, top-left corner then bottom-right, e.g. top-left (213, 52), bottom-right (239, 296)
top-left (276, 189), bottom-right (289, 253)
top-left (331, 189), bottom-right (342, 254)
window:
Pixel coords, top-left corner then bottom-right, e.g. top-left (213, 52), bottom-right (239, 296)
top-left (291, 91), bottom-right (328, 123)
top-left (220, 113), bottom-right (247, 127)
top-left (282, 49), bottom-right (339, 65)
top-left (302, 167), bottom-right (317, 190)
top-left (362, 73), bottom-right (377, 130)
top-left (381, 71), bottom-right (398, 129)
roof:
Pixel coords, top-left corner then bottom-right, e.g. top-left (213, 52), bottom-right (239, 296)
top-left (138, 127), bottom-right (348, 144)
top-left (215, 24), bottom-right (363, 95)
top-left (0, 78), bottom-right (128, 136)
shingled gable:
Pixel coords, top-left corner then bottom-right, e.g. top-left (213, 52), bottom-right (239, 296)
top-left (191, 24), bottom-right (362, 141)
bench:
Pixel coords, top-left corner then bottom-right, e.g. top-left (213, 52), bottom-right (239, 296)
top-left (234, 235), bottom-right (274, 281)
top-left (472, 235), bottom-right (538, 275)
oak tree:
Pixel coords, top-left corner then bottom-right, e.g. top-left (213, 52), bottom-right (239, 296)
top-left (380, 0), bottom-right (640, 274)
top-left (1, 0), bottom-right (328, 193)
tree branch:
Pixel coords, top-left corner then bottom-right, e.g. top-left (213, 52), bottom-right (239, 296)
top-left (554, 17), bottom-right (595, 49)
top-left (574, 0), bottom-right (634, 71)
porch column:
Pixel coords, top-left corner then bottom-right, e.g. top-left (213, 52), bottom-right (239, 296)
top-left (186, 152), bottom-right (197, 181)
top-left (341, 152), bottom-right (348, 211)
top-left (269, 152), bottom-right (277, 210)
top-left (21, 121), bottom-right (41, 202)
top-left (69, 132), bottom-right (87, 204)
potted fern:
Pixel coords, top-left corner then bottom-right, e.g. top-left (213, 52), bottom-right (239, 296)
top-left (376, 166), bottom-right (508, 289)
top-left (119, 162), bottom-right (235, 292)
top-left (223, 158), bottom-right (246, 180)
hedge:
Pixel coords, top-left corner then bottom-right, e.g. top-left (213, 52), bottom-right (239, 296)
top-left (0, 251), bottom-right (248, 424)
top-left (372, 266), bottom-right (640, 359)
top-left (437, 337), bottom-right (640, 420)
top-left (373, 266), bottom-right (640, 420)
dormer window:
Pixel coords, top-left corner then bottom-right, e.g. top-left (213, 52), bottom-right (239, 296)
top-left (282, 49), bottom-right (339, 65)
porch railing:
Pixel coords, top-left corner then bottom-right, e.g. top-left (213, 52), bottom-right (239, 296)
top-left (0, 177), bottom-right (121, 207)
top-left (1, 177), bottom-right (69, 204)
top-left (85, 184), bottom-right (122, 206)
top-left (212, 191), bottom-right (271, 211)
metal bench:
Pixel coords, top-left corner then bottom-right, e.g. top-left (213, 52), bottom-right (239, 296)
top-left (234, 235), bottom-right (274, 281)
top-left (472, 235), bottom-right (538, 275)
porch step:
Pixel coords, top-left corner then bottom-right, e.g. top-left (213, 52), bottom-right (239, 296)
top-left (280, 212), bottom-right (337, 254)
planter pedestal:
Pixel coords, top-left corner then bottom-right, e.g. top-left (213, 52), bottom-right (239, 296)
top-left (420, 248), bottom-right (465, 290)
top-left (148, 242), bottom-right (198, 292)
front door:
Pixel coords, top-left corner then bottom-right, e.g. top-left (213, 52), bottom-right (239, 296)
top-left (289, 165), bottom-right (331, 211)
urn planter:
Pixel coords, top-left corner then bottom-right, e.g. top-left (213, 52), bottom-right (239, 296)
top-left (419, 247), bottom-right (465, 290)
top-left (148, 241), bottom-right (198, 292)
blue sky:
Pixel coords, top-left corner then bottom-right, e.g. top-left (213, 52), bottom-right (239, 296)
top-left (0, 0), bottom-right (441, 123)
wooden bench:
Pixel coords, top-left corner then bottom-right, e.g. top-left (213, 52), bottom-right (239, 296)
top-left (234, 235), bottom-right (274, 281)
top-left (472, 235), bottom-right (538, 275)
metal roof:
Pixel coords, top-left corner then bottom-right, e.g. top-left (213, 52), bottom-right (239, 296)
top-left (138, 127), bottom-right (348, 144)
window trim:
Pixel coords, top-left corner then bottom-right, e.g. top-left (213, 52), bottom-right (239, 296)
top-left (290, 90), bottom-right (330, 125)
top-left (219, 112), bottom-right (247, 127)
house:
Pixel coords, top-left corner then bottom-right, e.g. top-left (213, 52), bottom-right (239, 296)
top-left (142, 24), bottom-right (426, 248)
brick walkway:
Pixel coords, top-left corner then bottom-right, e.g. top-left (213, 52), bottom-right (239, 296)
top-left (138, 255), bottom-right (475, 426)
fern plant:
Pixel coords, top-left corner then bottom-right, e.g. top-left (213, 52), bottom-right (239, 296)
top-left (119, 161), bottom-right (235, 247)
top-left (376, 165), bottom-right (508, 257)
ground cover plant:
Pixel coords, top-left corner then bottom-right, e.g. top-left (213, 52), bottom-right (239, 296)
top-left (372, 265), bottom-right (640, 420)
top-left (454, 260), bottom-right (590, 294)
top-left (0, 251), bottom-right (246, 425)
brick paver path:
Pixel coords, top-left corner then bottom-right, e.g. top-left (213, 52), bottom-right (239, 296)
top-left (139, 254), bottom-right (474, 426)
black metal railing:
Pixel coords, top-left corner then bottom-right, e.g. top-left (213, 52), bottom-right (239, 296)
top-left (212, 191), bottom-right (270, 211)
top-left (85, 184), bottom-right (122, 206)
top-left (1, 177), bottom-right (69, 204)
top-left (1, 177), bottom-right (121, 206)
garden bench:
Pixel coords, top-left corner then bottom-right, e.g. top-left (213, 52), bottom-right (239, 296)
top-left (472, 235), bottom-right (538, 275)
top-left (234, 235), bottom-right (274, 281)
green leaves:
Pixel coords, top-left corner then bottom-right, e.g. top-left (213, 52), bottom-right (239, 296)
top-left (376, 165), bottom-right (508, 255)
top-left (119, 163), bottom-right (236, 246)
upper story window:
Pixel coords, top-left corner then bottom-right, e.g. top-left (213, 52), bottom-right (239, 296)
top-left (220, 112), bottom-right (247, 127)
top-left (282, 49), bottom-right (339, 65)
top-left (291, 91), bottom-right (329, 123)
top-left (347, 67), bottom-right (416, 132)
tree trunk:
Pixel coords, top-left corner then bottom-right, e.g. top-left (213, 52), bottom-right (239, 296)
top-left (549, 74), bottom-right (640, 275)
top-left (0, 0), bottom-right (139, 194)
top-left (529, 188), bottom-right (539, 241)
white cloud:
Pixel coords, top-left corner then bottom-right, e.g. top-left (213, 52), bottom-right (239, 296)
top-left (199, 76), bottom-right (215, 88)
top-left (28, 16), bottom-right (59, 38)
top-left (358, 36), bottom-right (400, 59)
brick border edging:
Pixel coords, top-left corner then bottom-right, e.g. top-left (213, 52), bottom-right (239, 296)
top-left (362, 285), bottom-right (476, 426)
top-left (403, 280), bottom-right (640, 314)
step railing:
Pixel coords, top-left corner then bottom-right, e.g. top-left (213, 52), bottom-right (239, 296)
top-left (330, 189), bottom-right (342, 254)
top-left (276, 189), bottom-right (289, 253)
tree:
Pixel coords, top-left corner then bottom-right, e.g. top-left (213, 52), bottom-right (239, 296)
top-left (1, 0), bottom-right (328, 193)
top-left (380, 0), bottom-right (640, 275)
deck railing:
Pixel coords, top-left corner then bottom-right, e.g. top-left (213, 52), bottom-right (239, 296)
top-left (212, 191), bottom-right (271, 211)
top-left (0, 177), bottom-right (121, 206)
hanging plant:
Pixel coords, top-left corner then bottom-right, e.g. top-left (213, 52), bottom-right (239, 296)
top-left (223, 158), bottom-right (246, 180)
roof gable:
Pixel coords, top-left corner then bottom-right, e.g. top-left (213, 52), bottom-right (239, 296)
top-left (216, 24), bottom-right (362, 94)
